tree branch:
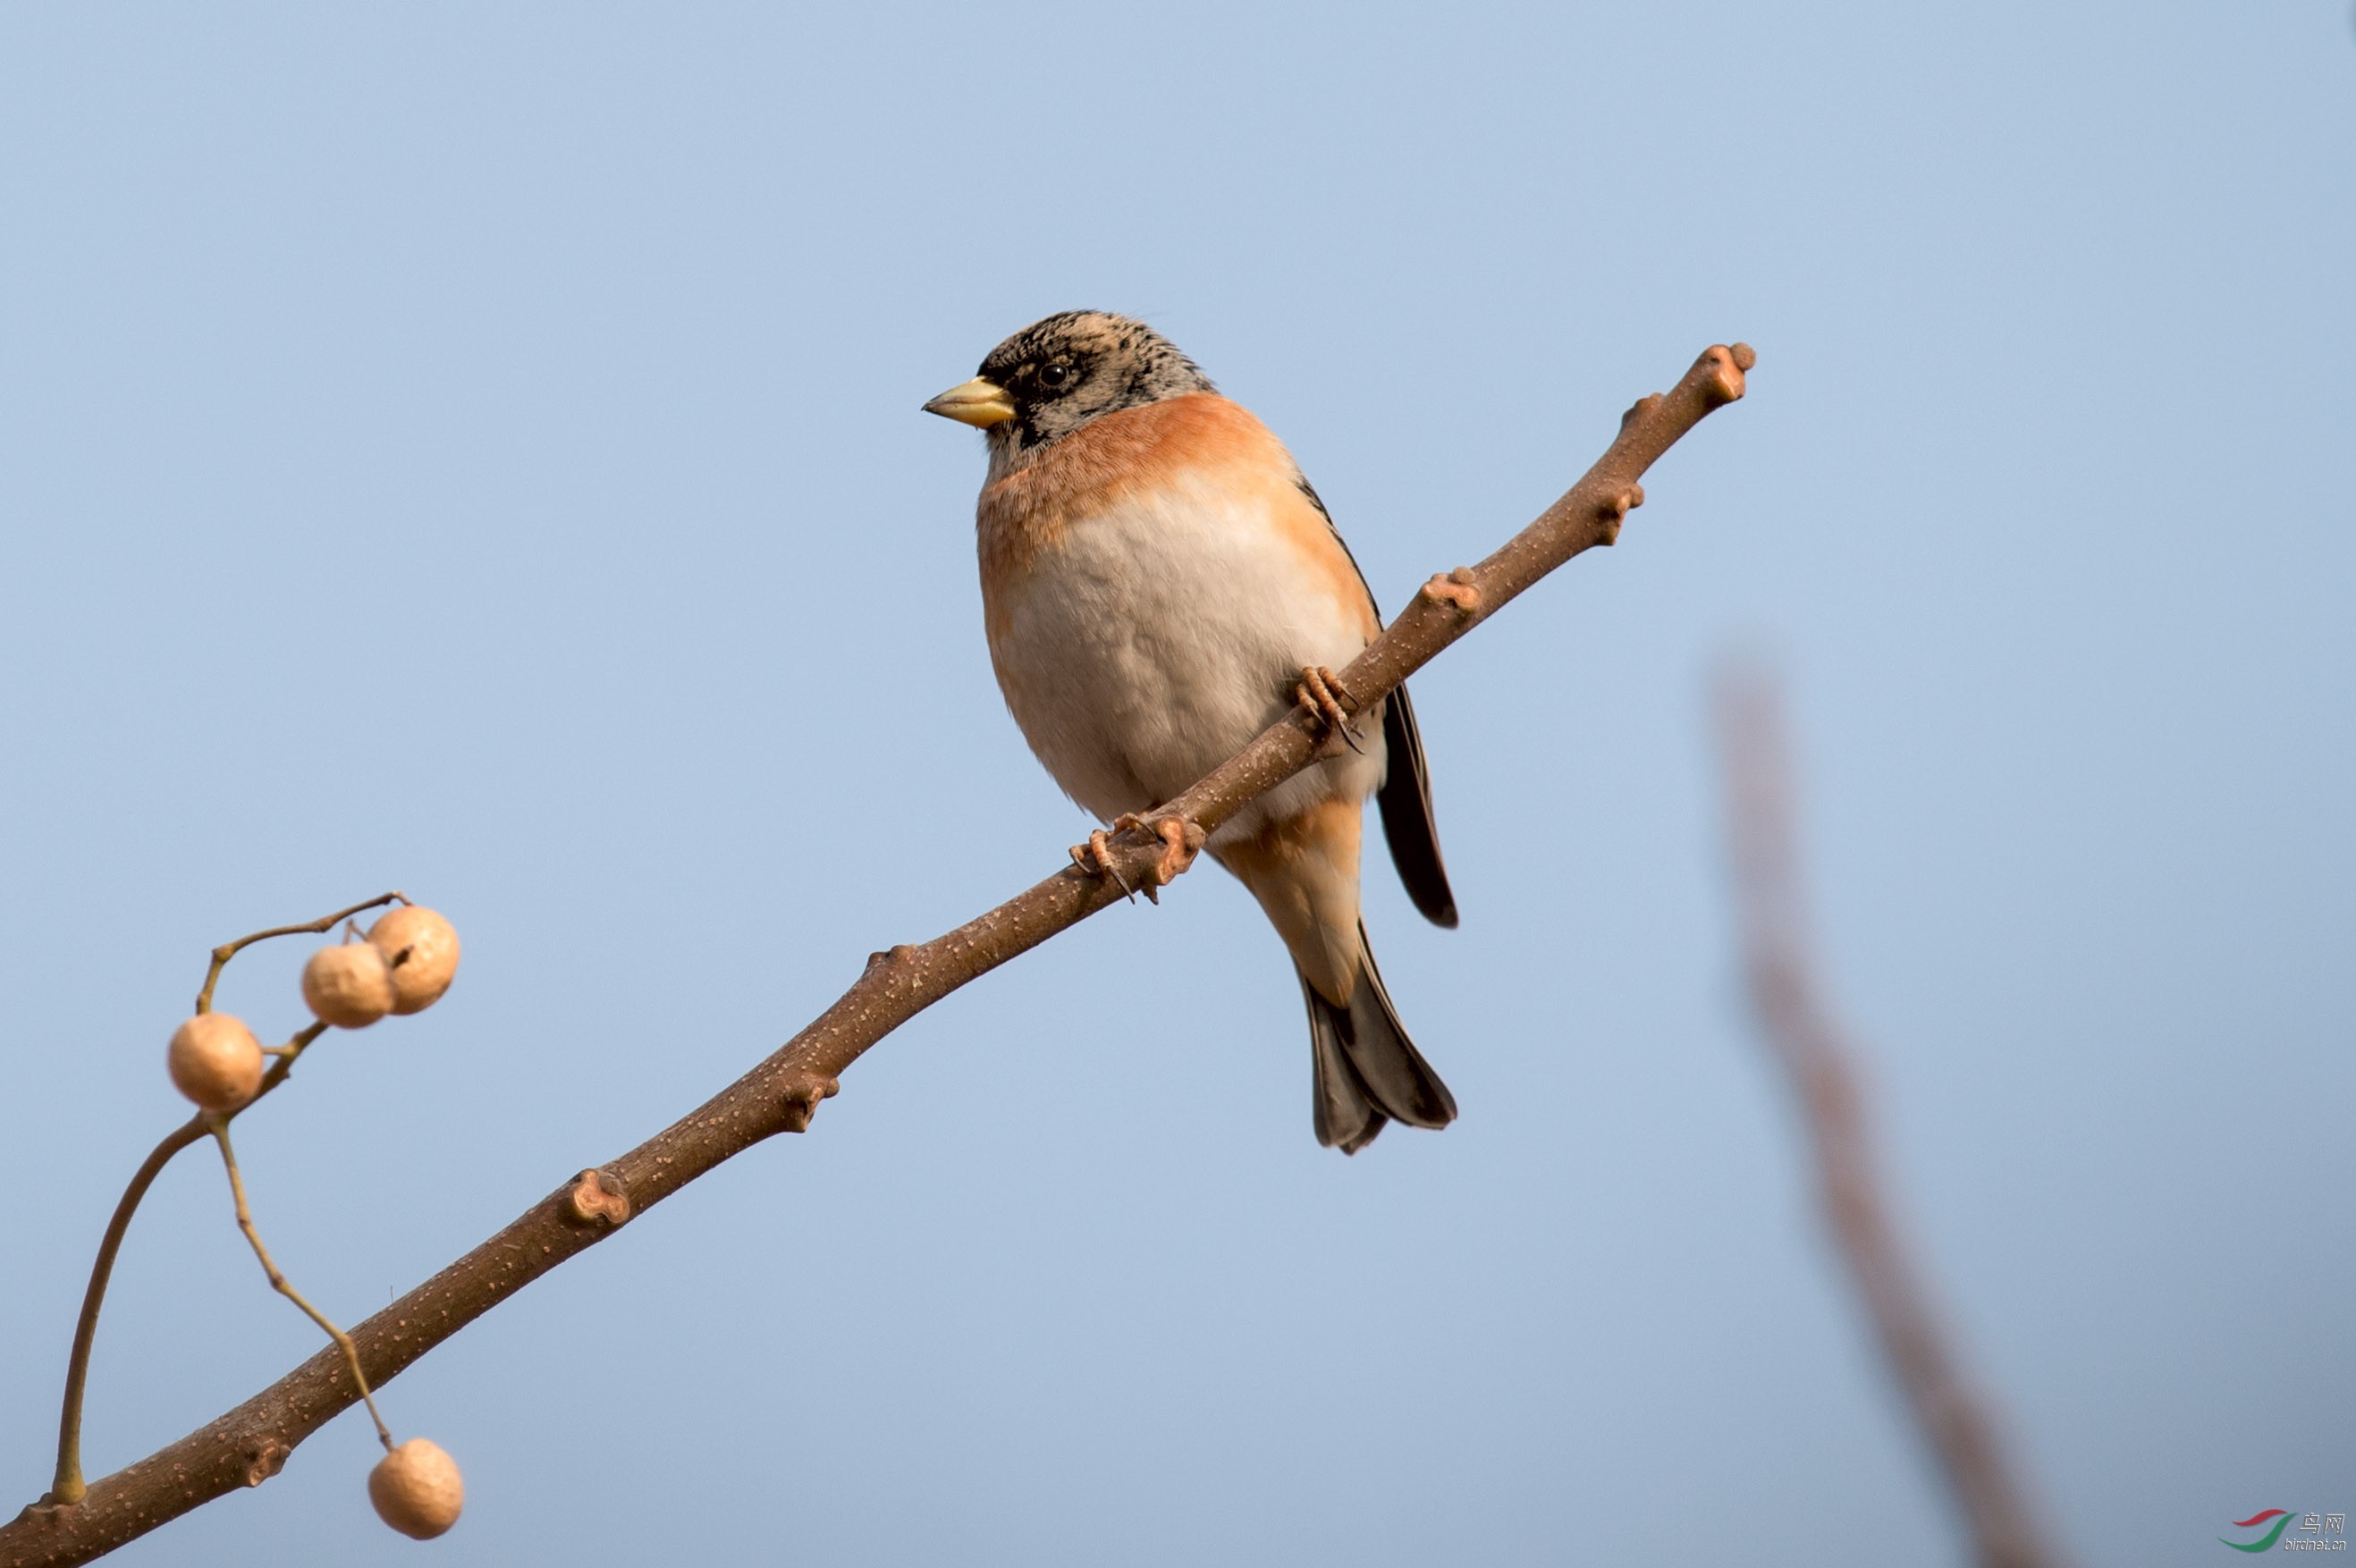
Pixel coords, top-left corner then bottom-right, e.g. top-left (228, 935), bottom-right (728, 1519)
top-left (4, 343), bottom-right (1752, 1567)
top-left (1712, 670), bottom-right (2067, 1568)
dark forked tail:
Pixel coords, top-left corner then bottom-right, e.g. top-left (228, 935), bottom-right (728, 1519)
top-left (1302, 922), bottom-right (1457, 1154)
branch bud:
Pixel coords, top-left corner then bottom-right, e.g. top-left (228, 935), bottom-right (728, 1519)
top-left (1702, 343), bottom-right (1752, 406)
top-left (1420, 569), bottom-right (1482, 614)
top-left (567, 1168), bottom-right (631, 1227)
top-left (781, 1075), bottom-right (840, 1134)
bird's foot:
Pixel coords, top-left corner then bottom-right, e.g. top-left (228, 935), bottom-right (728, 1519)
top-left (1111, 813), bottom-right (1203, 903)
top-left (1071, 815), bottom-right (1203, 904)
top-left (1070, 830), bottom-right (1137, 900)
top-left (1295, 665), bottom-right (1365, 754)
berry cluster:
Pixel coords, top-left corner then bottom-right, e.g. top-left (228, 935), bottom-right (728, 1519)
top-left (148, 901), bottom-right (469, 1538)
top-left (167, 906), bottom-right (460, 1111)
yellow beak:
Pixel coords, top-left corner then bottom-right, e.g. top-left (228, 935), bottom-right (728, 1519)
top-left (922, 375), bottom-right (1017, 428)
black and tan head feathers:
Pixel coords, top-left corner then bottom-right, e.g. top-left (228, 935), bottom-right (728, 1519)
top-left (970, 310), bottom-right (1215, 459)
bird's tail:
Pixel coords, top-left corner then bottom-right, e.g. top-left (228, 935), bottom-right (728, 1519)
top-left (1302, 922), bottom-right (1457, 1154)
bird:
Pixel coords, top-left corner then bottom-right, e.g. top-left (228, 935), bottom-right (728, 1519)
top-left (924, 310), bottom-right (1458, 1153)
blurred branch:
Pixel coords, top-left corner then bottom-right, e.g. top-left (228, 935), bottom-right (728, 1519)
top-left (1713, 670), bottom-right (2065, 1568)
top-left (4, 342), bottom-right (1753, 1568)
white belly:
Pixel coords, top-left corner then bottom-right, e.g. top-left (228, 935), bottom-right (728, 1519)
top-left (984, 469), bottom-right (1383, 839)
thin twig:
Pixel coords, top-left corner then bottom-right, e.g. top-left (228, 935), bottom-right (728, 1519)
top-left (207, 1125), bottom-right (393, 1451)
top-left (39, 1121), bottom-right (208, 1506)
top-left (1712, 670), bottom-right (2065, 1568)
top-left (43, 913), bottom-right (351, 1505)
top-left (196, 893), bottom-right (407, 1015)
top-left (4, 344), bottom-right (1753, 1568)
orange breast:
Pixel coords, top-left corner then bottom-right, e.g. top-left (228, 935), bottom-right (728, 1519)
top-left (979, 394), bottom-right (1288, 572)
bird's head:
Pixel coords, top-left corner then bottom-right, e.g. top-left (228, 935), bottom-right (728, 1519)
top-left (923, 310), bottom-right (1213, 463)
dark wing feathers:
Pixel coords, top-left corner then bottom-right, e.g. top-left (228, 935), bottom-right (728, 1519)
top-left (1376, 685), bottom-right (1458, 927)
top-left (1294, 474), bottom-right (1460, 929)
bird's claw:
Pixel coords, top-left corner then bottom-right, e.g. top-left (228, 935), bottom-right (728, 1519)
top-left (1070, 830), bottom-right (1137, 900)
top-left (1073, 814), bottom-right (1206, 905)
top-left (1295, 665), bottom-right (1365, 754)
top-left (1111, 813), bottom-right (1203, 902)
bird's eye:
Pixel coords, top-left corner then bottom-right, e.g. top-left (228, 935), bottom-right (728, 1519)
top-left (1039, 362), bottom-right (1069, 388)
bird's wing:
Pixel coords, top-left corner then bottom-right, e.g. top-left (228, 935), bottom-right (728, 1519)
top-left (1293, 475), bottom-right (1459, 929)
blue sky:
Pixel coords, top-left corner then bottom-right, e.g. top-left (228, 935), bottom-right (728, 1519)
top-left (3, 4), bottom-right (2351, 1564)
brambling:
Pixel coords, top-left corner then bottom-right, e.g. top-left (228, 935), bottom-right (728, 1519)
top-left (925, 311), bottom-right (1458, 1154)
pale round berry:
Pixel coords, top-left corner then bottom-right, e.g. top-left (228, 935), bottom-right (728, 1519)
top-left (166, 1014), bottom-right (266, 1112)
top-left (366, 907), bottom-right (461, 1016)
top-left (368, 1437), bottom-right (464, 1539)
top-left (301, 942), bottom-right (396, 1029)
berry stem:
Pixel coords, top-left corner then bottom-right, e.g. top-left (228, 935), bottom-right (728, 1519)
top-left (209, 1123), bottom-right (394, 1452)
top-left (43, 1119), bottom-right (207, 1505)
top-left (196, 891), bottom-right (408, 1015)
